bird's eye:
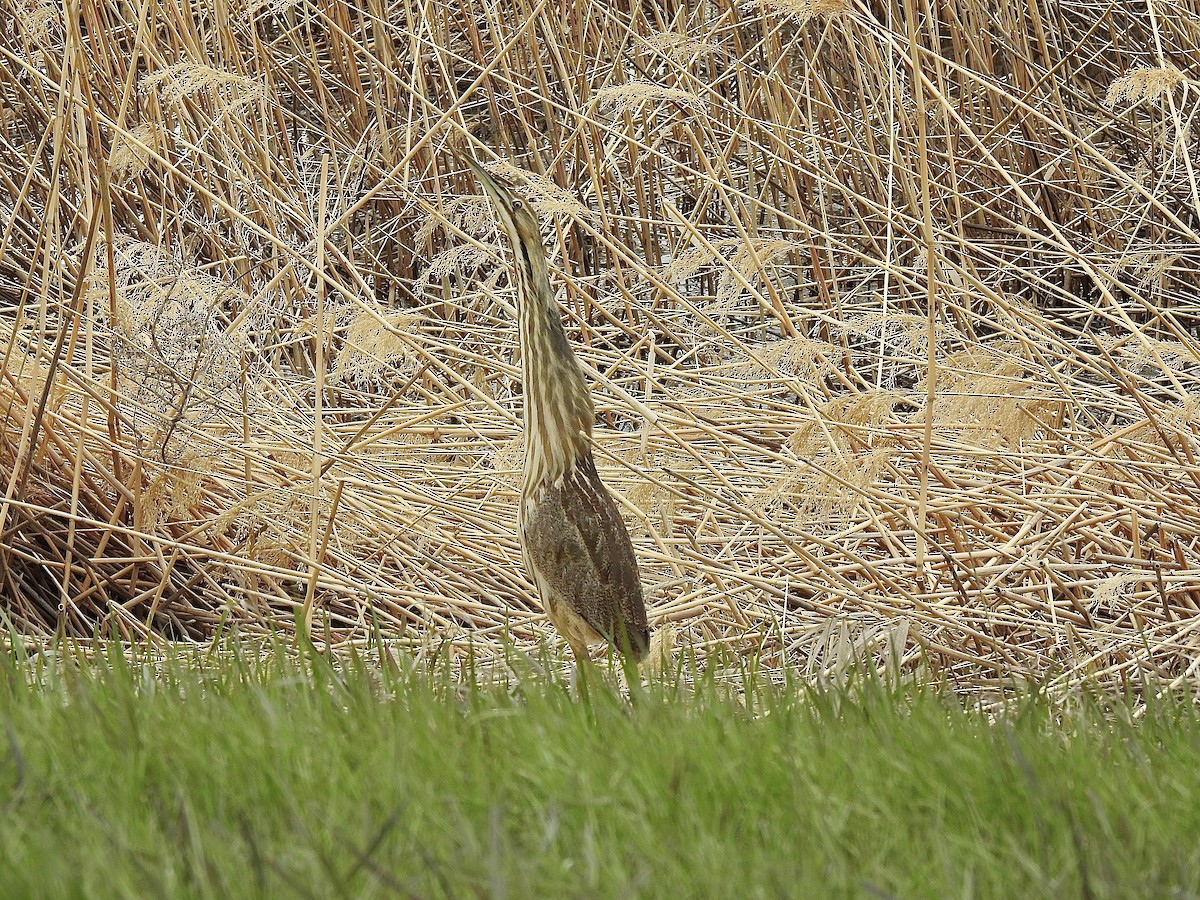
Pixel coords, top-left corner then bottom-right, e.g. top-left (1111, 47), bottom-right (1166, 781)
top-left (511, 199), bottom-right (524, 211)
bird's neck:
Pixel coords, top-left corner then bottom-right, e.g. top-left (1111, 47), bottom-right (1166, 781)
top-left (519, 268), bottom-right (595, 490)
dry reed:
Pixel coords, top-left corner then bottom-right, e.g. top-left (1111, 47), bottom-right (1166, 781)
top-left (3, 0), bottom-right (1200, 697)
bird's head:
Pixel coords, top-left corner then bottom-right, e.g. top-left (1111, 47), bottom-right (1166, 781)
top-left (463, 156), bottom-right (543, 268)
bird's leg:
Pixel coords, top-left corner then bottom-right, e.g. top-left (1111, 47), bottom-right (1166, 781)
top-left (617, 649), bottom-right (643, 706)
top-left (568, 638), bottom-right (593, 701)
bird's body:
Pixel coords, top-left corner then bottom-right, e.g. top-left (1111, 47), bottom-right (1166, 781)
top-left (465, 156), bottom-right (650, 664)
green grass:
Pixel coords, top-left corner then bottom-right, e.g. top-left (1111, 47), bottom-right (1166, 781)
top-left (1, 642), bottom-right (1198, 899)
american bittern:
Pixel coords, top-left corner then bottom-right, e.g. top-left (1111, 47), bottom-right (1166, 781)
top-left (465, 156), bottom-right (650, 665)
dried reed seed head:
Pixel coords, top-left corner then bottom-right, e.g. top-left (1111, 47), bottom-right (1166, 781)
top-left (339, 130), bottom-right (387, 183)
top-left (142, 453), bottom-right (213, 529)
top-left (491, 436), bottom-right (524, 487)
top-left (2, 329), bottom-right (64, 402)
top-left (593, 79), bottom-right (703, 116)
top-left (88, 240), bottom-right (250, 442)
top-left (714, 239), bottom-right (809, 309)
top-left (16, 0), bottom-right (62, 48)
top-left (239, 478), bottom-right (343, 568)
top-left (644, 623), bottom-right (678, 677)
top-left (141, 63), bottom-right (267, 113)
top-left (1105, 66), bottom-right (1186, 108)
top-left (838, 311), bottom-right (950, 354)
top-left (925, 346), bottom-right (1061, 447)
top-left (414, 197), bottom-right (496, 245)
top-left (1162, 396), bottom-right (1200, 427)
top-left (911, 247), bottom-right (941, 282)
top-left (761, 443), bottom-right (890, 526)
top-left (1089, 573), bottom-right (1144, 615)
top-left (109, 123), bottom-right (163, 182)
top-left (90, 238), bottom-right (247, 329)
top-left (1105, 249), bottom-right (1182, 294)
top-left (1125, 338), bottom-right (1194, 375)
top-left (334, 310), bottom-right (423, 383)
top-left (755, 0), bottom-right (851, 22)
top-left (768, 415), bottom-right (892, 520)
top-left (663, 243), bottom-right (725, 284)
top-left (1139, 253), bottom-right (1181, 291)
top-left (1092, 332), bottom-right (1199, 378)
top-left (941, 345), bottom-right (1029, 381)
top-left (237, 0), bottom-right (300, 23)
top-left (1149, 119), bottom-right (1193, 154)
top-left (478, 160), bottom-right (594, 222)
top-left (295, 304), bottom-right (348, 339)
top-left (665, 237), bottom-right (806, 293)
top-left (470, 364), bottom-right (492, 395)
top-left (416, 244), bottom-right (498, 295)
top-left (752, 336), bottom-right (840, 378)
top-left (627, 481), bottom-right (677, 538)
top-left (827, 390), bottom-right (907, 426)
top-left (788, 390), bottom-right (903, 455)
top-left (643, 32), bottom-right (719, 63)
top-left (244, 527), bottom-right (293, 569)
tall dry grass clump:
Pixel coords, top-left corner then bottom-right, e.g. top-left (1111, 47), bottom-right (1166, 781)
top-left (4, 0), bottom-right (1200, 696)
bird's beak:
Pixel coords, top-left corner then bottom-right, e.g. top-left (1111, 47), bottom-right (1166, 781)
top-left (463, 155), bottom-right (507, 208)
top-left (463, 154), bottom-right (487, 179)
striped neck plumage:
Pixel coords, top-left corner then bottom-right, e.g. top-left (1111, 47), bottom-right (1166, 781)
top-left (513, 240), bottom-right (594, 491)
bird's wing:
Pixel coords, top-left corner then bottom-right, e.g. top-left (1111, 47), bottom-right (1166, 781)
top-left (522, 453), bottom-right (649, 656)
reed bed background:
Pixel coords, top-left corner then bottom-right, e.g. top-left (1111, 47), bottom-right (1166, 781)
top-left (3, 0), bottom-right (1200, 696)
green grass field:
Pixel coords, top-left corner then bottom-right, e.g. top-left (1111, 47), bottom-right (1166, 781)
top-left (1, 642), bottom-right (1197, 899)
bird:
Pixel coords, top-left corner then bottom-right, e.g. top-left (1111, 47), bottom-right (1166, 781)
top-left (464, 155), bottom-right (651, 668)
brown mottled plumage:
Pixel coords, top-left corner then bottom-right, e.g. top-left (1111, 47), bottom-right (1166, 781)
top-left (465, 155), bottom-right (650, 664)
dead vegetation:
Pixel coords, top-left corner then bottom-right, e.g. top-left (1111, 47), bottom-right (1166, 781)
top-left (3, 0), bottom-right (1200, 696)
